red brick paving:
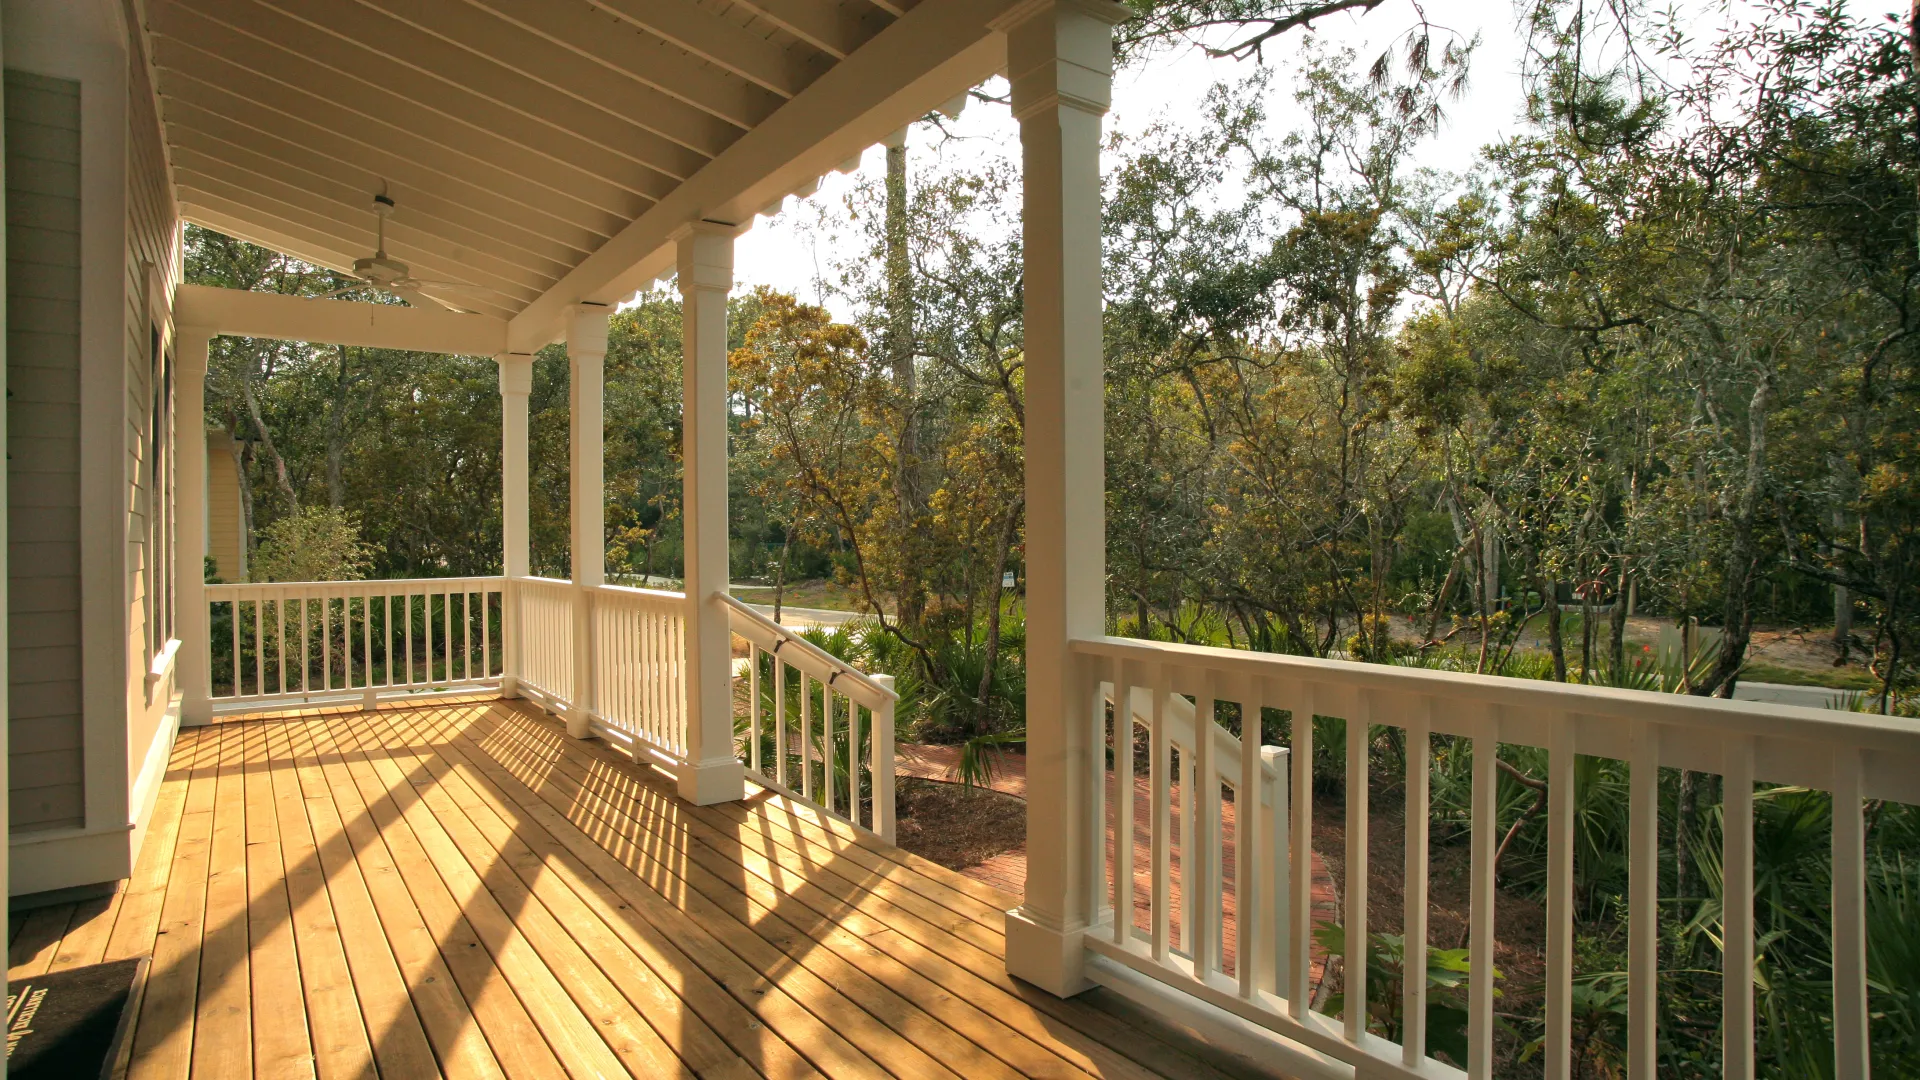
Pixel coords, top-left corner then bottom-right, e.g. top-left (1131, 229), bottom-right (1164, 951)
top-left (898, 742), bottom-right (1339, 992)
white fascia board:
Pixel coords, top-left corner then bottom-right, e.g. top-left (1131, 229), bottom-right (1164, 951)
top-left (505, 0), bottom-right (1020, 352)
top-left (176, 283), bottom-right (508, 355)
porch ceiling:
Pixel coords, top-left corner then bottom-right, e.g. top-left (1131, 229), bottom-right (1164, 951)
top-left (146, 0), bottom-right (1016, 349)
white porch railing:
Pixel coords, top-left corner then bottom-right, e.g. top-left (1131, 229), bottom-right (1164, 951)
top-left (724, 595), bottom-right (898, 843)
top-left (206, 577), bottom-right (506, 708)
top-left (1071, 634), bottom-right (1920, 1080)
top-left (594, 583), bottom-right (688, 760)
top-left (512, 576), bottom-right (576, 707)
top-left (204, 576), bottom-right (898, 842)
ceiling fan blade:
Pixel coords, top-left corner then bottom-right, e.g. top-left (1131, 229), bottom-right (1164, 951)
top-left (392, 285), bottom-right (476, 315)
top-left (318, 282), bottom-right (373, 299)
top-left (409, 278), bottom-right (514, 298)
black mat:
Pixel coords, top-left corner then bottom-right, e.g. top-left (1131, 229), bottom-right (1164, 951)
top-left (7, 957), bottom-right (147, 1079)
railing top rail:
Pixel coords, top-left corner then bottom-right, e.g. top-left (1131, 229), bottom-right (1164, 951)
top-left (207, 575), bottom-right (507, 595)
top-left (1073, 634), bottom-right (1920, 755)
top-left (719, 593), bottom-right (897, 706)
top-left (516, 575), bottom-right (573, 588)
top-left (593, 582), bottom-right (687, 604)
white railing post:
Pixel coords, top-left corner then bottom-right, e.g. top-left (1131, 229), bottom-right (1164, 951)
top-left (497, 351), bottom-right (533, 698)
top-left (1259, 743), bottom-right (1290, 997)
top-left (176, 327), bottom-right (214, 725)
top-left (566, 305), bottom-right (608, 738)
top-left (674, 223), bottom-right (746, 805)
top-left (871, 673), bottom-right (896, 843)
top-left (997, 0), bottom-right (1129, 999)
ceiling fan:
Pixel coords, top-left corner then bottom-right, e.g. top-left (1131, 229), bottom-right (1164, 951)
top-left (322, 192), bottom-right (501, 313)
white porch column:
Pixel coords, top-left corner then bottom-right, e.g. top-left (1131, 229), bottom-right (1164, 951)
top-left (176, 328), bottom-right (215, 725)
top-left (566, 306), bottom-right (609, 738)
top-left (497, 351), bottom-right (533, 697)
top-left (675, 223), bottom-right (746, 806)
top-left (999, 0), bottom-right (1127, 997)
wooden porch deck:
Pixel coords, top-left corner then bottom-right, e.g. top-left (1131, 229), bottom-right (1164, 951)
top-left (8, 698), bottom-right (1275, 1080)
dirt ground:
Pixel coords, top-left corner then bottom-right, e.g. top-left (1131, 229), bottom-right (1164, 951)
top-left (891, 777), bottom-right (1028, 872)
top-left (1314, 780), bottom-right (1550, 1076)
top-left (1395, 610), bottom-right (1878, 689)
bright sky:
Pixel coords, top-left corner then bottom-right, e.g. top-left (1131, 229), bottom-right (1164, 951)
top-left (729, 0), bottom-right (1905, 320)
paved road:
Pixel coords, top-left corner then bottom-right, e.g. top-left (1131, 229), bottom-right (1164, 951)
top-left (1732, 680), bottom-right (1861, 711)
top-left (742, 603), bottom-right (864, 629)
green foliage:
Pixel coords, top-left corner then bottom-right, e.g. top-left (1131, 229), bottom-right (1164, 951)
top-left (249, 506), bottom-right (373, 583)
top-left (1314, 923), bottom-right (1489, 1065)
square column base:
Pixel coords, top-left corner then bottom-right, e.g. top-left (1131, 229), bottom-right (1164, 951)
top-left (674, 758), bottom-right (745, 806)
top-left (565, 708), bottom-right (592, 739)
top-left (181, 695), bottom-right (213, 728)
top-left (499, 675), bottom-right (522, 699)
top-left (1005, 905), bottom-right (1094, 997)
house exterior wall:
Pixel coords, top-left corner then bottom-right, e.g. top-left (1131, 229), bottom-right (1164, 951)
top-left (4, 0), bottom-right (182, 897)
top-left (121, 3), bottom-right (180, 866)
top-left (206, 431), bottom-right (243, 583)
top-left (5, 69), bottom-right (85, 835)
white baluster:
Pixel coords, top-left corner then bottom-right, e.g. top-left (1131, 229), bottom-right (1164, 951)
top-left (1403, 699), bottom-right (1431, 1066)
top-left (1468, 712), bottom-right (1497, 1078)
top-left (1344, 691), bottom-right (1369, 1042)
top-left (1151, 666), bottom-right (1173, 966)
top-left (1114, 660), bottom-right (1136, 948)
top-left (1723, 735), bottom-right (1755, 1080)
top-left (1629, 721), bottom-right (1661, 1080)
top-left (1546, 715), bottom-right (1576, 1080)
top-left (1236, 672), bottom-right (1262, 1000)
top-left (1289, 684), bottom-right (1315, 1017)
top-left (1832, 747), bottom-right (1868, 1080)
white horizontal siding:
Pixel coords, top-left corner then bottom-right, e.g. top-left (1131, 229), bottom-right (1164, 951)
top-left (6, 68), bottom-right (85, 833)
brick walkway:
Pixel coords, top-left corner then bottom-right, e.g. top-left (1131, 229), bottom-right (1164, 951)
top-left (898, 743), bottom-right (1339, 992)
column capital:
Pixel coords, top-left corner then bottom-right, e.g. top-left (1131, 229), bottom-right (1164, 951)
top-left (567, 303), bottom-right (610, 358)
top-left (994, 0), bottom-right (1128, 120)
top-left (496, 352), bottom-right (534, 396)
top-left (674, 222), bottom-right (735, 296)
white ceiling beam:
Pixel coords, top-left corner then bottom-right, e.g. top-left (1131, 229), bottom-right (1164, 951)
top-left (177, 184), bottom-right (528, 320)
top-left (155, 3), bottom-right (685, 200)
top-left (154, 60), bottom-right (652, 241)
top-left (152, 54), bottom-right (655, 234)
top-left (728, 0), bottom-right (885, 59)
top-left (167, 118), bottom-right (591, 269)
top-left (234, 0), bottom-right (721, 172)
top-left (586, 0), bottom-right (826, 98)
top-left (461, 0), bottom-right (780, 131)
top-left (171, 154), bottom-right (560, 295)
top-left (338, 0), bottom-right (745, 158)
top-left (183, 206), bottom-right (369, 279)
top-left (176, 283), bottom-right (509, 354)
top-left (161, 93), bottom-right (622, 249)
top-left (506, 0), bottom-right (1018, 351)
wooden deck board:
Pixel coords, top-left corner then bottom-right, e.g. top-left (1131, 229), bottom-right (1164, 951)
top-left (48, 698), bottom-right (1280, 1080)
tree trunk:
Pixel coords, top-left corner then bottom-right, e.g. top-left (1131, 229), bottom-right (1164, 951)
top-left (1695, 373), bottom-right (1773, 697)
top-left (238, 342), bottom-right (298, 511)
top-left (1580, 582), bottom-right (1596, 684)
top-left (977, 497), bottom-right (1023, 735)
top-left (1426, 548), bottom-right (1463, 642)
top-left (773, 527), bottom-right (790, 623)
top-left (1833, 512), bottom-right (1854, 660)
top-left (232, 428), bottom-right (255, 574)
top-left (1542, 567), bottom-right (1567, 682)
top-left (1609, 561), bottom-right (1630, 678)
top-left (883, 135), bottom-right (923, 632)
top-left (325, 345), bottom-right (354, 509)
